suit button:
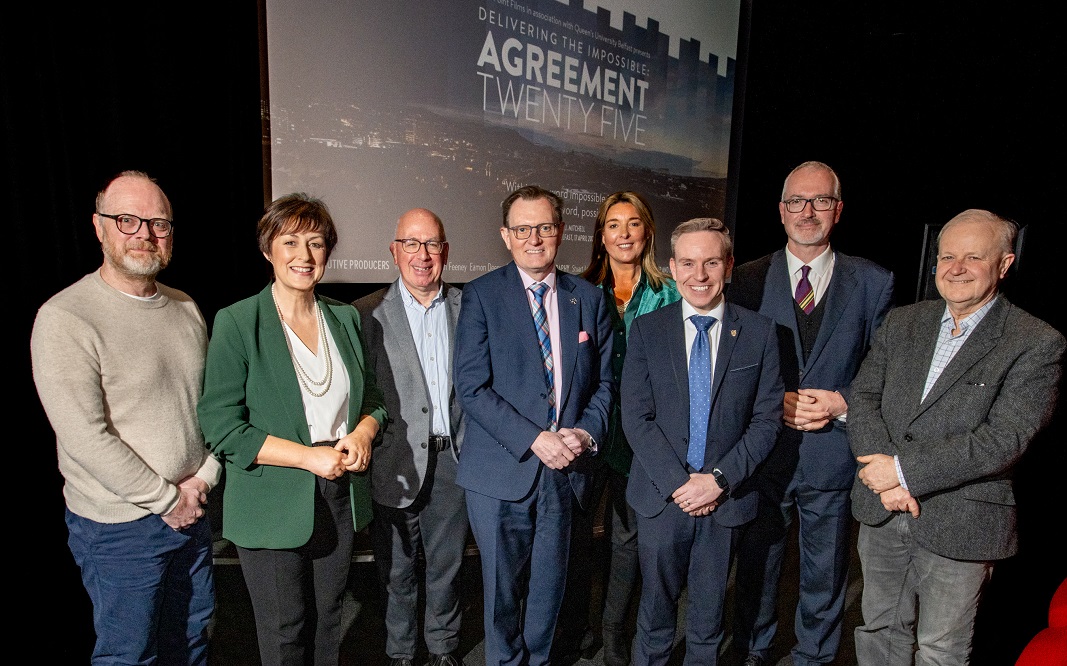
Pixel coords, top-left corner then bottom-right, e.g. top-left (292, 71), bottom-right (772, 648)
top-left (904, 434), bottom-right (913, 442)
top-left (422, 407), bottom-right (428, 413)
top-left (421, 442), bottom-right (427, 449)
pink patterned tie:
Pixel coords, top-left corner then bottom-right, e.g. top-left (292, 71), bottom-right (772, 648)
top-left (795, 265), bottom-right (814, 315)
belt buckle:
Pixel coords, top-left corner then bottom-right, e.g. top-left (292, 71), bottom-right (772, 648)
top-left (430, 435), bottom-right (450, 451)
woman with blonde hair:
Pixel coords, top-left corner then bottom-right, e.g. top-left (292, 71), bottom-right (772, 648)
top-left (580, 191), bottom-right (679, 666)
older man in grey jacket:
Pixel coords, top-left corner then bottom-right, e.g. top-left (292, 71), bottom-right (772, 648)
top-left (848, 209), bottom-right (1065, 665)
top-left (355, 208), bottom-right (467, 666)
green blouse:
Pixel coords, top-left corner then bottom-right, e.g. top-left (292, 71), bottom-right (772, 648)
top-left (599, 273), bottom-right (681, 475)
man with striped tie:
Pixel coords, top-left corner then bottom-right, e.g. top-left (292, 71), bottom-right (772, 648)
top-left (453, 185), bottom-right (615, 666)
top-left (728, 161), bottom-right (895, 666)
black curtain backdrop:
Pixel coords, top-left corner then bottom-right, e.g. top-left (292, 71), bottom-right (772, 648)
top-left (7, 2), bottom-right (1063, 662)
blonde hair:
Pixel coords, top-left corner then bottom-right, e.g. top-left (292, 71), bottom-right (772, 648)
top-left (580, 191), bottom-right (670, 289)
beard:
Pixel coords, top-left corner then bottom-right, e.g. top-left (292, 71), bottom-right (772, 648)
top-left (102, 238), bottom-right (170, 278)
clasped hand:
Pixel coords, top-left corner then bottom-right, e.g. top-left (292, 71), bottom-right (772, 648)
top-left (671, 473), bottom-right (723, 517)
top-left (784, 389), bottom-right (845, 431)
top-left (857, 453), bottom-right (920, 518)
top-left (162, 475), bottom-right (209, 530)
top-left (530, 428), bottom-right (589, 470)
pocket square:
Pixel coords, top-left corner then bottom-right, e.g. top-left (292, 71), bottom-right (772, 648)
top-left (578, 331), bottom-right (590, 343)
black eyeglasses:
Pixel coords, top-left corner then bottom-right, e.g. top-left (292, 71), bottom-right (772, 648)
top-left (506, 223), bottom-right (561, 240)
top-left (97, 212), bottom-right (174, 238)
top-left (782, 197), bottom-right (838, 213)
top-left (394, 238), bottom-right (446, 255)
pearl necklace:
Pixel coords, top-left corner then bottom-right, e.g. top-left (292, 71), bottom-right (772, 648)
top-left (272, 284), bottom-right (333, 397)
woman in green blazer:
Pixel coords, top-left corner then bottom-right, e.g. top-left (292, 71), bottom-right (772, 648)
top-left (198, 193), bottom-right (386, 665)
top-left (576, 191), bottom-right (680, 666)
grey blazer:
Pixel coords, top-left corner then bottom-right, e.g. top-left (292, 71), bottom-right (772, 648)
top-left (849, 296), bottom-right (1064, 561)
top-left (355, 280), bottom-right (465, 508)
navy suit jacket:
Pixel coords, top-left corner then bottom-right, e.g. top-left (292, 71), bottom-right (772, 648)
top-left (453, 262), bottom-right (615, 508)
top-left (622, 300), bottom-right (784, 526)
top-left (728, 250), bottom-right (894, 489)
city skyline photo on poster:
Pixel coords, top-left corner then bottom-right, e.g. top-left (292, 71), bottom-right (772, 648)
top-left (265, 0), bottom-right (742, 282)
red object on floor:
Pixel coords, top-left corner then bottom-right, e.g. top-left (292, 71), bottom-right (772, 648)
top-left (1016, 577), bottom-right (1067, 665)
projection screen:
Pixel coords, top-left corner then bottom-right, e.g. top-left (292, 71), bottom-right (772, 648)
top-left (263, 0), bottom-right (743, 283)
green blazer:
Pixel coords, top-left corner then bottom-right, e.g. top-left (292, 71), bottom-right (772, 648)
top-left (198, 284), bottom-right (387, 549)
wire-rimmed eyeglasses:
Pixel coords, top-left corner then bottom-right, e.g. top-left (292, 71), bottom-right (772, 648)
top-left (394, 238), bottom-right (446, 254)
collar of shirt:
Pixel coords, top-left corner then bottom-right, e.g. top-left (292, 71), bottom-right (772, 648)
top-left (680, 297), bottom-right (726, 323)
top-left (397, 279), bottom-right (444, 311)
top-left (939, 295), bottom-right (998, 338)
top-left (681, 297), bottom-right (726, 368)
top-left (517, 266), bottom-right (557, 293)
top-left (785, 245), bottom-right (835, 304)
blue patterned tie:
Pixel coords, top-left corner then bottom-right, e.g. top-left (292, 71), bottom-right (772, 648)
top-left (531, 282), bottom-right (556, 428)
top-left (687, 315), bottom-right (716, 470)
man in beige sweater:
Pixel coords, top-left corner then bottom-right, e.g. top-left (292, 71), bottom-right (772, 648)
top-left (31, 171), bottom-right (221, 665)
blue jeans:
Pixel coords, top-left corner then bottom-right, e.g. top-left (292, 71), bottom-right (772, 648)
top-left (66, 508), bottom-right (214, 666)
top-left (855, 516), bottom-right (992, 666)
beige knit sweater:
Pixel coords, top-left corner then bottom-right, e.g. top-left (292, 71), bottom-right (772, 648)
top-left (31, 271), bottom-right (222, 523)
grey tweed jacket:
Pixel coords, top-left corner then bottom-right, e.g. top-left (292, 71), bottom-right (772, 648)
top-left (849, 296), bottom-right (1064, 561)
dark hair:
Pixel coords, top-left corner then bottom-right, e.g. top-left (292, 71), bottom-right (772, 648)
top-left (501, 185), bottom-right (562, 228)
top-left (580, 191), bottom-right (670, 290)
top-left (256, 193), bottom-right (338, 259)
top-left (670, 217), bottom-right (733, 259)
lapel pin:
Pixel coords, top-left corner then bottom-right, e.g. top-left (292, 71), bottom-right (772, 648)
top-left (731, 329), bottom-right (737, 337)
top-left (570, 297), bottom-right (578, 305)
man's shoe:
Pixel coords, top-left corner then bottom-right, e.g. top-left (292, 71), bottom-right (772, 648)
top-left (602, 623), bottom-right (630, 666)
top-left (390, 659), bottom-right (415, 666)
top-left (741, 655), bottom-right (766, 666)
top-left (577, 628), bottom-right (602, 659)
top-left (428, 653), bottom-right (463, 666)
top-left (549, 649), bottom-right (581, 666)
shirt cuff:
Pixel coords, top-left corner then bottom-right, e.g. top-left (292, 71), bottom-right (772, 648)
top-left (894, 455), bottom-right (908, 491)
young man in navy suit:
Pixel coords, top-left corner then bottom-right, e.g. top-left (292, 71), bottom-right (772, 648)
top-left (622, 217), bottom-right (783, 665)
top-left (453, 185), bottom-right (615, 666)
top-left (728, 161), bottom-right (894, 666)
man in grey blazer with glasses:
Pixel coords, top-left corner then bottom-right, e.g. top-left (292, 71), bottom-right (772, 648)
top-left (848, 208), bottom-right (1064, 665)
top-left (356, 208), bottom-right (468, 666)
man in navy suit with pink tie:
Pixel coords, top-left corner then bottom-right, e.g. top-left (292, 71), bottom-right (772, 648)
top-left (622, 217), bottom-right (783, 665)
top-left (454, 185), bottom-right (615, 666)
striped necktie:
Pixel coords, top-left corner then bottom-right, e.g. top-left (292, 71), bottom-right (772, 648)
top-left (530, 282), bottom-right (556, 429)
top-left (795, 265), bottom-right (815, 315)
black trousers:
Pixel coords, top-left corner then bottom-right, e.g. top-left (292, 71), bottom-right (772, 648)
top-left (237, 473), bottom-right (354, 666)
